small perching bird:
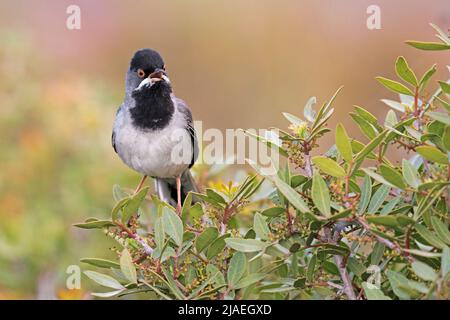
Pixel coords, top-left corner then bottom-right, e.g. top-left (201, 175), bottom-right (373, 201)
top-left (112, 48), bottom-right (199, 214)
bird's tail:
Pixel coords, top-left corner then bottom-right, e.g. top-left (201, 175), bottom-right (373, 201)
top-left (155, 170), bottom-right (199, 207)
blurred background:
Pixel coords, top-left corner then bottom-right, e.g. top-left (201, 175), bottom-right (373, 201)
top-left (0, 0), bottom-right (448, 299)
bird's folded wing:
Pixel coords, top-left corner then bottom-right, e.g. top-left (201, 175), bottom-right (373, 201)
top-left (175, 97), bottom-right (199, 168)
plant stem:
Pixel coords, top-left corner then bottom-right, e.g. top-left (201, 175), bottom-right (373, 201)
top-left (115, 221), bottom-right (153, 255)
top-left (334, 254), bottom-right (357, 300)
top-left (356, 217), bottom-right (414, 262)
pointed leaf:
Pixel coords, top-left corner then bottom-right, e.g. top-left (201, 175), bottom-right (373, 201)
top-left (80, 258), bottom-right (120, 269)
top-left (416, 146), bottom-right (448, 164)
top-left (335, 123), bottom-right (352, 162)
top-left (358, 175), bottom-right (372, 214)
top-left (379, 164), bottom-right (406, 189)
top-left (121, 187), bottom-right (149, 223)
top-left (311, 172), bottom-right (331, 217)
top-left (376, 77), bottom-right (414, 96)
top-left (120, 249), bottom-right (137, 284)
top-left (84, 271), bottom-right (125, 290)
top-left (162, 207), bottom-right (183, 247)
top-left (225, 238), bottom-right (267, 252)
top-left (367, 185), bottom-right (390, 214)
top-left (253, 213), bottom-right (270, 240)
top-left (402, 159), bottom-right (420, 189)
top-left (273, 176), bottom-right (309, 213)
top-left (195, 227), bottom-right (219, 253)
top-left (405, 41), bottom-right (450, 51)
top-left (395, 56), bottom-right (418, 86)
top-left (312, 156), bottom-right (346, 178)
top-left (430, 217), bottom-right (450, 245)
top-left (362, 282), bottom-right (391, 300)
top-left (227, 252), bottom-right (247, 288)
top-left (411, 261), bottom-right (437, 282)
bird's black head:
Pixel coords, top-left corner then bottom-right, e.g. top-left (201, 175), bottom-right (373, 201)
top-left (125, 48), bottom-right (172, 96)
top-left (125, 49), bottom-right (175, 130)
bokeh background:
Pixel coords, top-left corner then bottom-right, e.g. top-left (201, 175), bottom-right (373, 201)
top-left (0, 0), bottom-right (448, 299)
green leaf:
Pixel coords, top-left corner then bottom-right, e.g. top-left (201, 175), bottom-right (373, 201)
top-left (380, 197), bottom-right (401, 215)
top-left (354, 106), bottom-right (381, 129)
top-left (311, 172), bottom-right (331, 217)
top-left (405, 41), bottom-right (450, 51)
top-left (376, 76), bottom-right (414, 96)
top-left (386, 270), bottom-right (411, 300)
top-left (335, 123), bottom-right (353, 162)
top-left (402, 159), bottom-right (420, 189)
top-left (253, 213), bottom-right (270, 240)
top-left (443, 126), bottom-right (450, 151)
top-left (206, 264), bottom-right (226, 288)
top-left (385, 110), bottom-right (398, 127)
top-left (227, 252), bottom-right (247, 288)
top-left (379, 164), bottom-right (406, 190)
top-left (403, 249), bottom-right (442, 258)
top-left (306, 254), bottom-right (317, 282)
top-left (154, 216), bottom-right (165, 250)
top-left (347, 257), bottom-right (366, 277)
top-left (431, 217), bottom-right (450, 245)
top-left (162, 207), bottom-right (183, 247)
top-left (121, 187), bottom-right (149, 223)
top-left (371, 243), bottom-right (385, 265)
top-left (243, 130), bottom-right (288, 157)
top-left (442, 246), bottom-right (450, 277)
top-left (395, 56), bottom-right (418, 86)
top-left (84, 271), bottom-right (125, 290)
top-left (206, 234), bottom-right (230, 259)
top-left (358, 175), bottom-right (372, 215)
top-left (367, 185), bottom-right (390, 214)
top-left (415, 224), bottom-right (446, 249)
top-left (353, 130), bottom-right (388, 170)
top-left (350, 113), bottom-right (377, 139)
top-left (411, 261), bottom-right (437, 282)
top-left (260, 207), bottom-right (285, 217)
top-left (438, 81), bottom-right (450, 94)
top-left (427, 111), bottom-right (450, 125)
top-left (362, 282), bottom-right (391, 300)
top-left (195, 227), bottom-right (219, 253)
top-left (366, 215), bottom-right (399, 227)
top-left (312, 156), bottom-right (346, 178)
top-left (80, 258), bottom-right (120, 269)
top-left (73, 220), bottom-right (115, 229)
top-left (225, 238), bottom-right (267, 252)
top-left (234, 273), bottom-right (266, 290)
top-left (161, 266), bottom-right (186, 299)
top-left (272, 176), bottom-right (309, 213)
top-left (362, 168), bottom-right (397, 189)
top-left (120, 248), bottom-right (137, 284)
top-left (416, 146), bottom-right (448, 164)
top-left (419, 64), bottom-right (436, 91)
top-left (91, 289), bottom-right (125, 298)
top-left (206, 188), bottom-right (227, 205)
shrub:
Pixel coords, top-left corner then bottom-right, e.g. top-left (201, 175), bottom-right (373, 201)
top-left (76, 24), bottom-right (450, 300)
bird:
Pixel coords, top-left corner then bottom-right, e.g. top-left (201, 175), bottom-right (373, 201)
top-left (112, 48), bottom-right (199, 214)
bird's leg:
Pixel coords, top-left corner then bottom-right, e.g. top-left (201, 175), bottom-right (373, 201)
top-left (134, 175), bottom-right (147, 194)
top-left (176, 175), bottom-right (182, 216)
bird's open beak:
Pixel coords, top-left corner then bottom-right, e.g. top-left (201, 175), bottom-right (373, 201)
top-left (149, 68), bottom-right (169, 83)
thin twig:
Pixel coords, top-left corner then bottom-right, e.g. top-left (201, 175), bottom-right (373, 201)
top-left (357, 217), bottom-right (414, 262)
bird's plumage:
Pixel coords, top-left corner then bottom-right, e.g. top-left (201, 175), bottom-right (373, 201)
top-left (112, 48), bottom-right (199, 206)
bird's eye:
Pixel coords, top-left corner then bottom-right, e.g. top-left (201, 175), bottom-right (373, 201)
top-left (163, 65), bottom-right (166, 70)
top-left (137, 69), bottom-right (145, 78)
